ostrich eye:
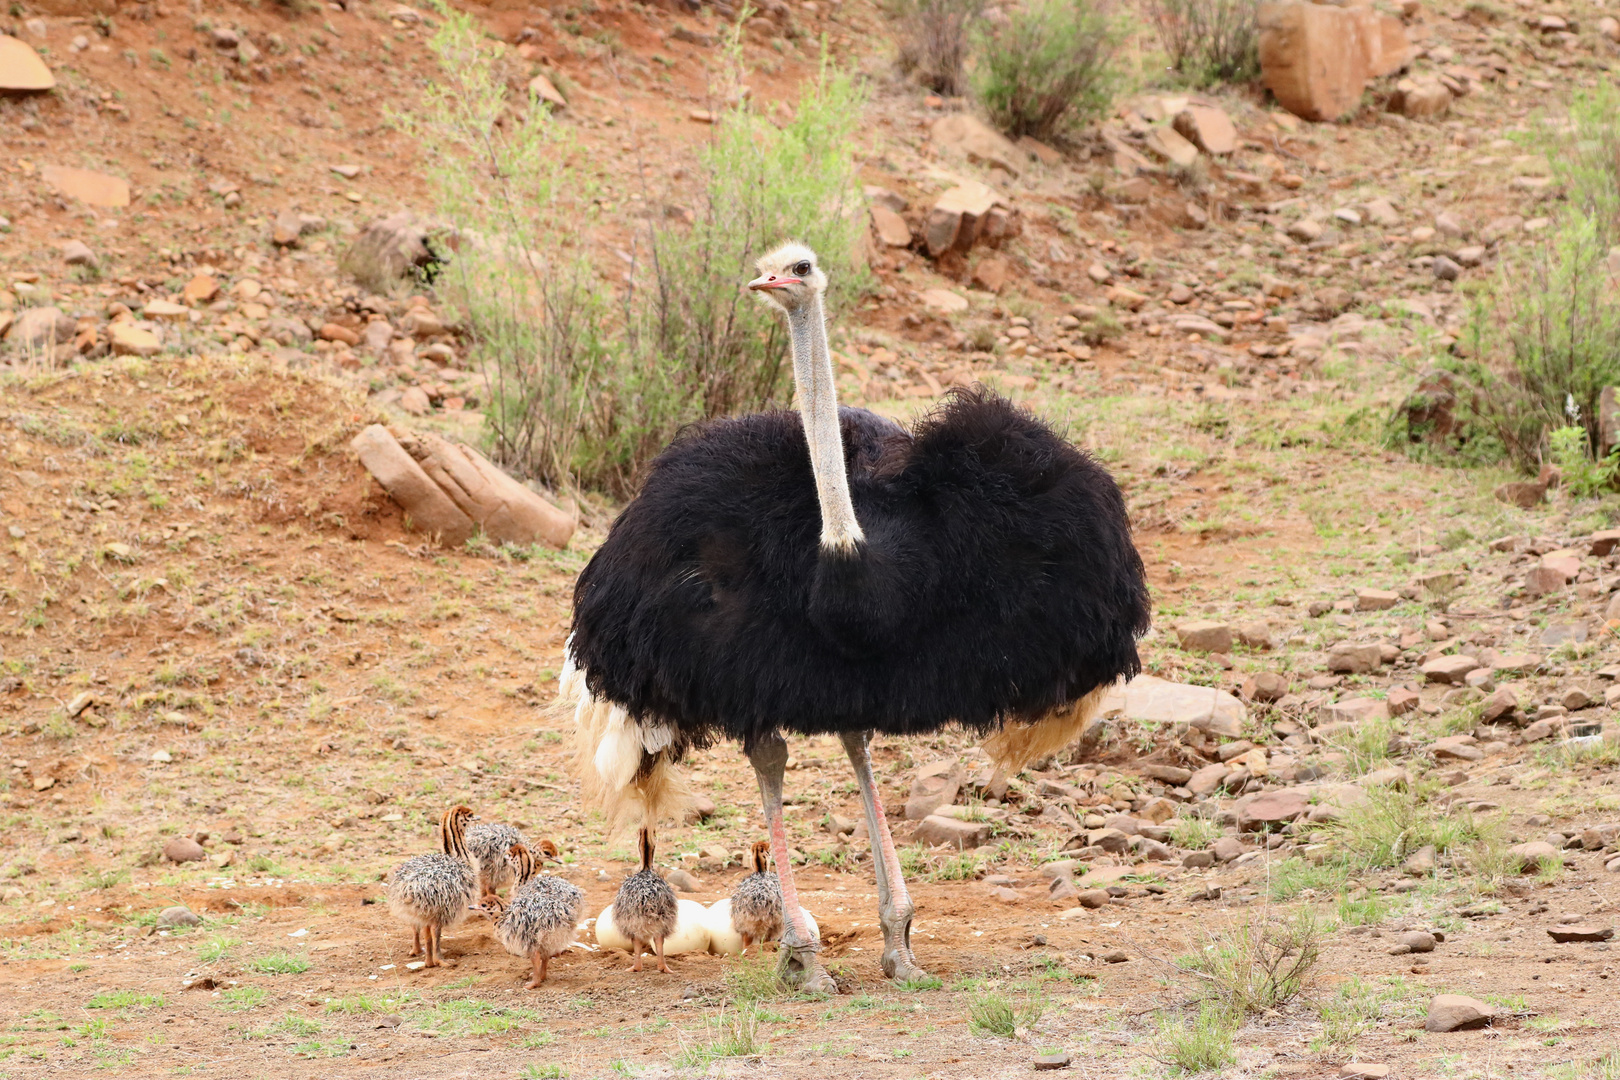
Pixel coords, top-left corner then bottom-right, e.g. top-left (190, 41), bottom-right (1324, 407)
top-left (792, 261), bottom-right (811, 276)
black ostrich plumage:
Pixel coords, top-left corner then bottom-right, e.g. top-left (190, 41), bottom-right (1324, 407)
top-left (569, 387), bottom-right (1151, 749)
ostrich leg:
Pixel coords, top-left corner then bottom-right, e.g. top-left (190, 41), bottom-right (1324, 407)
top-left (748, 734), bottom-right (837, 993)
top-left (839, 729), bottom-right (928, 982)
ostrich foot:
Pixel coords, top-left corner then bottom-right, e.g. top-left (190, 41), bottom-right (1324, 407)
top-left (777, 941), bottom-right (836, 994)
top-left (880, 911), bottom-right (929, 982)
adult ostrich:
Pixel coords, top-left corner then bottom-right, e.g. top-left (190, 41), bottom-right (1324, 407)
top-left (565, 242), bottom-right (1150, 990)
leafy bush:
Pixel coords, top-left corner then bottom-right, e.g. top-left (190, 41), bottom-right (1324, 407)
top-left (1176, 911), bottom-right (1321, 1017)
top-left (398, 4), bottom-right (609, 493)
top-left (590, 49), bottom-right (868, 494)
top-left (1550, 419), bottom-right (1620, 497)
top-left (972, 0), bottom-right (1122, 141)
top-left (407, 11), bottom-right (867, 496)
top-left (1427, 87), bottom-right (1620, 474)
top-left (889, 0), bottom-right (982, 94)
top-left (1145, 0), bottom-right (1260, 87)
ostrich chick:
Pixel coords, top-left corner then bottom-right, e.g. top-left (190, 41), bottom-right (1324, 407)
top-left (491, 840), bottom-right (585, 988)
top-left (730, 840), bottom-right (784, 955)
top-left (386, 804), bottom-right (477, 968)
top-left (613, 828), bottom-right (677, 973)
top-left (465, 819), bottom-right (528, 901)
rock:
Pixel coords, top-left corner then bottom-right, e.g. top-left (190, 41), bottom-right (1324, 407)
top-left (1391, 76), bottom-right (1451, 118)
top-left (1144, 125), bottom-right (1199, 168)
top-left (272, 209), bottom-right (305, 247)
top-left (1430, 735), bottom-right (1483, 762)
top-left (1589, 529), bottom-right (1620, 557)
top-left (265, 317), bottom-right (314, 348)
top-left (1402, 844), bottom-right (1436, 875)
top-left (143, 300), bottom-right (189, 323)
top-left (1033, 1052), bottom-right (1073, 1071)
top-left (664, 868), bottom-right (699, 892)
top-left (61, 240), bottom-right (97, 267)
top-left (1187, 763), bottom-right (1230, 796)
top-left (1355, 589), bottom-right (1400, 611)
top-left (1212, 836), bottom-right (1245, 863)
top-left (687, 795), bottom-right (717, 825)
top-left (1495, 475), bottom-right (1549, 508)
top-left (340, 211), bottom-right (446, 293)
top-left (1328, 642), bottom-right (1383, 674)
top-left (1560, 686), bottom-right (1593, 711)
top-left (1176, 621), bottom-right (1233, 653)
top-left (41, 165), bottom-right (128, 208)
top-left (0, 33), bottom-right (55, 91)
top-left (1183, 850), bottom-right (1215, 868)
top-left (870, 205), bottom-right (912, 248)
top-left (319, 322), bottom-right (361, 347)
top-left (362, 320), bottom-right (394, 355)
top-left (916, 290), bottom-right (968, 316)
top-left (1432, 255), bottom-right (1461, 282)
top-left (1088, 828), bottom-right (1131, 853)
top-left (1361, 199), bottom-right (1400, 228)
top-left (7, 306), bottom-right (76, 351)
top-left (182, 274), bottom-right (219, 305)
top-left (1237, 788), bottom-right (1309, 830)
top-left (1600, 15), bottom-right (1620, 42)
top-left (913, 814), bottom-right (991, 849)
top-left (1507, 840), bottom-right (1560, 872)
top-left (1319, 697), bottom-right (1390, 724)
top-left (1425, 994), bottom-right (1495, 1032)
top-left (350, 425), bottom-right (476, 545)
top-left (1235, 622), bottom-right (1273, 650)
top-left (1076, 888), bottom-right (1110, 909)
top-left (1454, 245), bottom-right (1486, 268)
top-left (1140, 765), bottom-right (1192, 787)
top-left (924, 181), bottom-right (1003, 258)
top-left (906, 760), bottom-right (962, 821)
top-left (1547, 925), bottom-right (1613, 943)
top-left (1287, 218), bottom-right (1324, 243)
top-left (1172, 105), bottom-right (1237, 155)
top-left (1422, 655), bottom-right (1479, 684)
top-left (864, 185), bottom-right (907, 213)
top-left (383, 427), bottom-right (576, 549)
top-left (163, 836), bottom-right (206, 863)
top-left (1387, 687), bottom-right (1420, 716)
top-left (1339, 1066), bottom-right (1391, 1080)
top-left (1401, 930), bottom-right (1437, 953)
top-left (1540, 621), bottom-right (1588, 647)
top-left (156, 905), bottom-right (202, 928)
top-left (1242, 672), bottom-right (1289, 702)
top-left (108, 322), bottom-right (161, 357)
top-left (528, 73), bottom-right (567, 110)
top-left (931, 113), bottom-right (1023, 176)
top-left (1259, 1), bottom-right (1409, 122)
top-left (971, 256), bottom-right (1012, 294)
top-left (1521, 719), bottom-right (1561, 744)
top-left (1101, 675), bottom-right (1246, 739)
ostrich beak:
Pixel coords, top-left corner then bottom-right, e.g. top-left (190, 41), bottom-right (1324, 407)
top-left (748, 273), bottom-right (801, 291)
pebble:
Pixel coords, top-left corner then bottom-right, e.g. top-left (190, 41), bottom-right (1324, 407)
top-left (1034, 1053), bottom-right (1073, 1070)
top-left (163, 836), bottom-right (206, 863)
top-left (1432, 256), bottom-right (1461, 281)
top-left (1425, 994), bottom-right (1495, 1032)
top-left (61, 240), bottom-right (97, 266)
top-left (1546, 926), bottom-right (1614, 943)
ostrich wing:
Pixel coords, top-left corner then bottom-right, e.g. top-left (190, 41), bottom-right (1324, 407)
top-left (570, 390), bottom-right (1149, 749)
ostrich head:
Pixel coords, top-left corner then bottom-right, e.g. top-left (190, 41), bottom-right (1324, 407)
top-left (748, 242), bottom-right (826, 312)
top-left (536, 839), bottom-right (562, 863)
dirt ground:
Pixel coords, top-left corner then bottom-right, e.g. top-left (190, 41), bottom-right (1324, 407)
top-left (3, 0), bottom-right (1620, 1077)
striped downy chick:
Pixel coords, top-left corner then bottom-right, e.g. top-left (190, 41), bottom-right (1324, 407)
top-left (465, 820), bottom-right (528, 900)
top-left (492, 841), bottom-right (585, 988)
top-left (730, 839), bottom-right (784, 955)
top-left (385, 805), bottom-right (478, 968)
top-left (613, 828), bottom-right (677, 973)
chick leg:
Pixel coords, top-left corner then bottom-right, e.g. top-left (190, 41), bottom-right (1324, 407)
top-left (749, 733), bottom-right (836, 993)
top-left (410, 928), bottom-right (422, 958)
top-left (424, 925), bottom-right (440, 968)
top-left (527, 950), bottom-right (547, 989)
top-left (655, 936), bottom-right (672, 975)
top-left (840, 729), bottom-right (927, 983)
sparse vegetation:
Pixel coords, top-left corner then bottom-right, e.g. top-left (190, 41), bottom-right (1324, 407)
top-left (889, 0), bottom-right (981, 94)
top-left (972, 0), bottom-right (1122, 141)
top-left (1145, 0), bottom-right (1260, 87)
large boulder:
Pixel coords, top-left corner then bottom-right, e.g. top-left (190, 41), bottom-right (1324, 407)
top-left (923, 181), bottom-right (1005, 258)
top-left (0, 34), bottom-right (55, 91)
top-left (386, 427), bottom-right (576, 550)
top-left (339, 211), bottom-right (448, 293)
top-left (1259, 1), bottom-right (1410, 122)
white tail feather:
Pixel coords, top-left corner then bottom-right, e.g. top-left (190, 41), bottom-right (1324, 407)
top-left (564, 646), bottom-right (691, 838)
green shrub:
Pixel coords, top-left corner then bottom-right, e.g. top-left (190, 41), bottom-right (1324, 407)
top-left (972, 0), bottom-right (1122, 141)
top-left (1156, 1001), bottom-right (1237, 1074)
top-left (889, 0), bottom-right (982, 94)
top-left (1145, 0), bottom-right (1260, 87)
top-left (1433, 87), bottom-right (1620, 473)
top-left (406, 8), bottom-right (867, 496)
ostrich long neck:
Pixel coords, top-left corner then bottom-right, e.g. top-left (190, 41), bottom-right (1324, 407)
top-left (787, 292), bottom-right (864, 553)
